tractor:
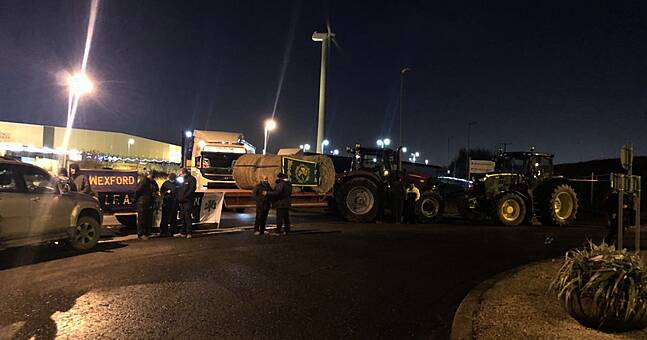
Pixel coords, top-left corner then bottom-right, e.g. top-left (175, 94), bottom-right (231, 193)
top-left (464, 148), bottom-right (578, 226)
top-left (334, 144), bottom-right (444, 223)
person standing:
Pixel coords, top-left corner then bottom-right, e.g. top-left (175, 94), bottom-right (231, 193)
top-left (266, 173), bottom-right (292, 235)
top-left (69, 164), bottom-right (93, 195)
top-left (252, 176), bottom-right (272, 235)
top-left (176, 167), bottom-right (197, 238)
top-left (404, 182), bottom-right (421, 224)
top-left (57, 168), bottom-right (77, 193)
top-left (134, 171), bottom-right (154, 240)
top-left (390, 175), bottom-right (405, 223)
top-left (159, 173), bottom-right (178, 237)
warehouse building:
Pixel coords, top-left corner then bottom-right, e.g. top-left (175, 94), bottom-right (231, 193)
top-left (0, 120), bottom-right (181, 173)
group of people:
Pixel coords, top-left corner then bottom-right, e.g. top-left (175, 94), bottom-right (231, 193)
top-left (388, 176), bottom-right (421, 224)
top-left (251, 172), bottom-right (293, 235)
top-left (134, 167), bottom-right (197, 240)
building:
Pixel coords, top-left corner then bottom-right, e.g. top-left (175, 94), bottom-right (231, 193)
top-left (0, 120), bottom-right (181, 173)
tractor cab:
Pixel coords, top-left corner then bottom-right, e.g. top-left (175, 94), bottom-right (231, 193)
top-left (494, 151), bottom-right (554, 187)
top-left (348, 144), bottom-right (401, 181)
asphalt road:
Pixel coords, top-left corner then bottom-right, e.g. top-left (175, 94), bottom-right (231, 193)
top-left (0, 212), bottom-right (614, 339)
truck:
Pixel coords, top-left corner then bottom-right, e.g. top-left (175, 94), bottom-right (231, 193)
top-left (463, 148), bottom-right (579, 226)
top-left (186, 130), bottom-right (256, 189)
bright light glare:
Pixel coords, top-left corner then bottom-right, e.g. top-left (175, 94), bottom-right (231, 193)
top-left (304, 144), bottom-right (311, 151)
top-left (299, 144), bottom-right (304, 149)
top-left (425, 159), bottom-right (429, 165)
top-left (415, 152), bottom-right (420, 157)
top-left (322, 139), bottom-right (330, 146)
top-left (333, 149), bottom-right (339, 155)
top-left (67, 72), bottom-right (94, 96)
top-left (265, 119), bottom-right (277, 131)
top-left (402, 147), bottom-right (408, 153)
top-left (185, 131), bottom-right (193, 138)
top-left (376, 139), bottom-right (384, 147)
top-left (383, 138), bottom-right (391, 146)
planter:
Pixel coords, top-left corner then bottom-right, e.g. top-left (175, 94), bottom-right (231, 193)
top-left (561, 295), bottom-right (647, 332)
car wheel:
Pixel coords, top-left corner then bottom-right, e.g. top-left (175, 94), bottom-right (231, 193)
top-left (70, 216), bottom-right (101, 251)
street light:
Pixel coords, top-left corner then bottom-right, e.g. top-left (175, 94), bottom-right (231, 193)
top-left (67, 72), bottom-right (94, 96)
top-left (425, 159), bottom-right (429, 165)
top-left (322, 139), bottom-right (330, 154)
top-left (377, 139), bottom-right (384, 148)
top-left (401, 146), bottom-right (408, 153)
top-left (383, 138), bottom-right (391, 147)
top-left (303, 144), bottom-right (311, 151)
top-left (127, 138), bottom-right (135, 156)
top-left (333, 149), bottom-right (339, 155)
top-left (466, 121), bottom-right (478, 180)
top-left (263, 118), bottom-right (277, 155)
top-left (415, 151), bottom-right (420, 157)
top-left (399, 67), bottom-right (412, 148)
top-left (185, 130), bottom-right (193, 138)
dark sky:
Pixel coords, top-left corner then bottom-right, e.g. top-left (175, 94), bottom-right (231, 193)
top-left (1, 0), bottom-right (647, 165)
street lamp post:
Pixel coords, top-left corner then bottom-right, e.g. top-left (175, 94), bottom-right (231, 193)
top-left (263, 118), bottom-right (277, 155)
top-left (399, 67), bottom-right (412, 148)
top-left (466, 121), bottom-right (477, 180)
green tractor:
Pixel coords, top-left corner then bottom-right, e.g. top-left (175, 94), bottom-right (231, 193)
top-left (464, 149), bottom-right (578, 226)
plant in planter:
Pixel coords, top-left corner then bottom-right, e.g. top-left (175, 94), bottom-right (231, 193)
top-left (551, 241), bottom-right (647, 331)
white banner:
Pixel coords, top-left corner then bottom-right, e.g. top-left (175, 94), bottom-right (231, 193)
top-left (470, 160), bottom-right (495, 174)
top-left (199, 192), bottom-right (224, 225)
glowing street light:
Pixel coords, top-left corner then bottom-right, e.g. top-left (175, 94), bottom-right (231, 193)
top-left (322, 139), bottom-right (330, 153)
top-left (377, 139), bottom-right (384, 148)
top-left (127, 138), bottom-right (135, 156)
top-left (401, 146), bottom-right (408, 153)
top-left (299, 144), bottom-right (304, 149)
top-left (415, 151), bottom-right (420, 157)
top-left (333, 149), bottom-right (339, 155)
top-left (383, 138), bottom-right (391, 147)
top-left (263, 118), bottom-right (277, 155)
top-left (303, 144), bottom-right (311, 151)
top-left (185, 130), bottom-right (193, 138)
top-left (67, 72), bottom-right (94, 96)
top-left (425, 159), bottom-right (429, 165)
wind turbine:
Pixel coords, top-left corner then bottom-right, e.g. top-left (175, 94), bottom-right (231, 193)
top-left (312, 18), bottom-right (341, 153)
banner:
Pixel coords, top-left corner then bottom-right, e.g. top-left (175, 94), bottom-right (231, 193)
top-left (192, 192), bottom-right (224, 225)
top-left (82, 169), bottom-right (139, 193)
top-left (470, 160), bottom-right (495, 174)
top-left (282, 156), bottom-right (320, 187)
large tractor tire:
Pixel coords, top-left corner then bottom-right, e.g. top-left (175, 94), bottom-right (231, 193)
top-left (495, 193), bottom-right (527, 226)
top-left (540, 184), bottom-right (578, 226)
top-left (335, 177), bottom-right (379, 223)
top-left (416, 191), bottom-right (444, 223)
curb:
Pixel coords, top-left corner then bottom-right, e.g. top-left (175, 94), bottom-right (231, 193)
top-left (450, 260), bottom-right (556, 340)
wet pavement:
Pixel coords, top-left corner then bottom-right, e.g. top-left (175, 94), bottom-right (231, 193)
top-left (0, 212), bottom-right (611, 339)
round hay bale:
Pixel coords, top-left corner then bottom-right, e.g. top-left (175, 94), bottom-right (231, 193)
top-left (233, 154), bottom-right (282, 189)
top-left (303, 155), bottom-right (336, 193)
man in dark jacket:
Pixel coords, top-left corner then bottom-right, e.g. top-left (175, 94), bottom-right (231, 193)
top-left (252, 176), bottom-right (272, 235)
top-left (134, 171), bottom-right (155, 239)
top-left (176, 167), bottom-right (197, 238)
top-left (159, 173), bottom-right (178, 237)
top-left (266, 173), bottom-right (292, 235)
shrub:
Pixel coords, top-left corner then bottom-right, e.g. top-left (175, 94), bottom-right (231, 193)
top-left (551, 241), bottom-right (647, 331)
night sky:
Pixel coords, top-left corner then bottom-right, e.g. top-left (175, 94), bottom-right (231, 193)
top-left (1, 0), bottom-right (647, 165)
